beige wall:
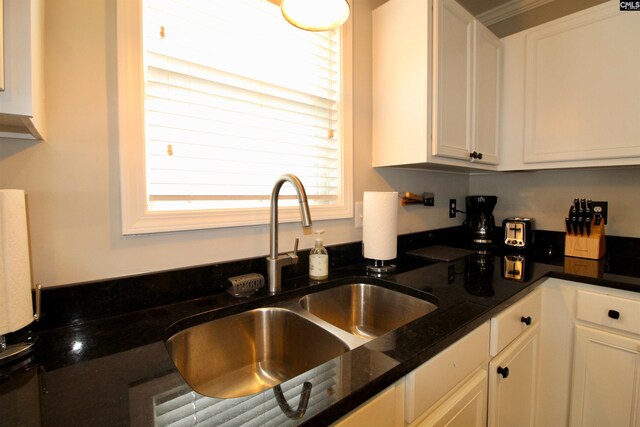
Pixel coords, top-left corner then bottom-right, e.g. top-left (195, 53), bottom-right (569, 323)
top-left (0, 0), bottom-right (468, 288)
top-left (469, 167), bottom-right (640, 238)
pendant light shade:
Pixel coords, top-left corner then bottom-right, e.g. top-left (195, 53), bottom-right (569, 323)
top-left (281, 0), bottom-right (350, 32)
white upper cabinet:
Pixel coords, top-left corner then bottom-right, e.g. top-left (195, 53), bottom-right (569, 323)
top-left (500, 1), bottom-right (640, 170)
top-left (372, 0), bottom-right (501, 171)
top-left (473, 22), bottom-right (501, 165)
top-left (432, 0), bottom-right (474, 162)
top-left (372, 0), bottom-right (432, 168)
top-left (0, 0), bottom-right (45, 140)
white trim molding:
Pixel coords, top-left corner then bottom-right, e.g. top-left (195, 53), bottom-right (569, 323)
top-left (477, 0), bottom-right (557, 26)
top-left (115, 0), bottom-right (353, 235)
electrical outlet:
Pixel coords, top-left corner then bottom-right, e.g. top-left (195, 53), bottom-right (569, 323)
top-left (449, 199), bottom-right (457, 218)
top-left (592, 201), bottom-right (608, 224)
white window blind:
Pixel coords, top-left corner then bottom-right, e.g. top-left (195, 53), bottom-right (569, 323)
top-left (142, 0), bottom-right (344, 213)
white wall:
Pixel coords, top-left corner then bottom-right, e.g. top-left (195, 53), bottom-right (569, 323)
top-left (469, 167), bottom-right (640, 238)
top-left (0, 0), bottom-right (468, 288)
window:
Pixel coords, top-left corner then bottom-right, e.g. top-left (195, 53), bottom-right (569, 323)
top-left (117, 0), bottom-right (353, 234)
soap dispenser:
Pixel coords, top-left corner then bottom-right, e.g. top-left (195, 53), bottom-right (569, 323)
top-left (309, 230), bottom-right (329, 280)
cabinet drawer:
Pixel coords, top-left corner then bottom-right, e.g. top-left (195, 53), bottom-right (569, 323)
top-left (405, 322), bottom-right (490, 424)
top-left (576, 290), bottom-right (640, 335)
top-left (490, 288), bottom-right (541, 356)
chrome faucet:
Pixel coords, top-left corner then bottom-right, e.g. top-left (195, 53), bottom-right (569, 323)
top-left (267, 174), bottom-right (312, 294)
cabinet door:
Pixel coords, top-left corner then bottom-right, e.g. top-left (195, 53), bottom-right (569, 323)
top-left (433, 0), bottom-right (474, 162)
top-left (372, 0), bottom-right (431, 168)
top-left (406, 322), bottom-right (490, 424)
top-left (523, 3), bottom-right (640, 164)
top-left (488, 322), bottom-right (539, 427)
top-left (0, 0), bottom-right (44, 140)
top-left (417, 369), bottom-right (487, 427)
top-left (473, 22), bottom-right (500, 165)
top-left (569, 325), bottom-right (640, 427)
top-left (334, 383), bottom-right (404, 427)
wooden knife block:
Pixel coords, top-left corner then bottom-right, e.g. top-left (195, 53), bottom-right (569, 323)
top-left (564, 222), bottom-right (606, 259)
top-left (564, 256), bottom-right (605, 278)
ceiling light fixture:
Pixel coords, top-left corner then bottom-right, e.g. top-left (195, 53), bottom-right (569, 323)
top-left (280, 0), bottom-right (350, 32)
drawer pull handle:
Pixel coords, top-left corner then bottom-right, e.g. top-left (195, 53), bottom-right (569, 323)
top-left (521, 316), bottom-right (532, 326)
top-left (608, 309), bottom-right (620, 320)
top-left (497, 366), bottom-right (510, 378)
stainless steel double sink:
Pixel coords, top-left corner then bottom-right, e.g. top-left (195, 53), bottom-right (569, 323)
top-left (165, 282), bottom-right (438, 399)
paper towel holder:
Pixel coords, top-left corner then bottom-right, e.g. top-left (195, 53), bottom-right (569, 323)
top-left (366, 259), bottom-right (397, 274)
top-left (0, 284), bottom-right (42, 366)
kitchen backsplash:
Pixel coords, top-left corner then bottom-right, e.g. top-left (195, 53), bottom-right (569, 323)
top-left (470, 166), bottom-right (640, 238)
top-left (34, 226), bottom-right (640, 331)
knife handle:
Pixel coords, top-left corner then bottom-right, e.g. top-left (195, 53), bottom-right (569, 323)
top-left (565, 217), bottom-right (572, 234)
top-left (577, 217), bottom-right (584, 236)
top-left (585, 216), bottom-right (591, 236)
top-left (594, 214), bottom-right (602, 226)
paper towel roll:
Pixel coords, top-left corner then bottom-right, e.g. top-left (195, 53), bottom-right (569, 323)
top-left (363, 191), bottom-right (398, 260)
top-left (0, 190), bottom-right (34, 335)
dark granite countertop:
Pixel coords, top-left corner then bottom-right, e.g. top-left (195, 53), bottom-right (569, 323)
top-left (2, 230), bottom-right (640, 426)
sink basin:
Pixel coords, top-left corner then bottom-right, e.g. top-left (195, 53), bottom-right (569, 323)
top-left (299, 283), bottom-right (438, 340)
top-left (165, 307), bottom-right (349, 398)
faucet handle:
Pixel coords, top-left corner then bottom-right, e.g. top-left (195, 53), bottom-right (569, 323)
top-left (292, 237), bottom-right (299, 256)
top-left (286, 237), bottom-right (300, 265)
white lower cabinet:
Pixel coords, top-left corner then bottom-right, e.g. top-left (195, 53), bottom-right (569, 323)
top-left (405, 322), bottom-right (490, 426)
top-left (487, 288), bottom-right (542, 427)
top-left (337, 280), bottom-right (640, 426)
top-left (333, 381), bottom-right (405, 427)
top-left (536, 278), bottom-right (575, 427)
top-left (538, 278), bottom-right (640, 427)
top-left (569, 303), bottom-right (640, 427)
top-left (416, 369), bottom-right (488, 427)
top-left (569, 325), bottom-right (640, 427)
top-left (488, 323), bottom-right (539, 427)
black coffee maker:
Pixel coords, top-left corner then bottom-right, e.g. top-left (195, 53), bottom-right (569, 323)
top-left (465, 195), bottom-right (498, 245)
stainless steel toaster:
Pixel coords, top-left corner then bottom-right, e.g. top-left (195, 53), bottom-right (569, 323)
top-left (503, 217), bottom-right (534, 249)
